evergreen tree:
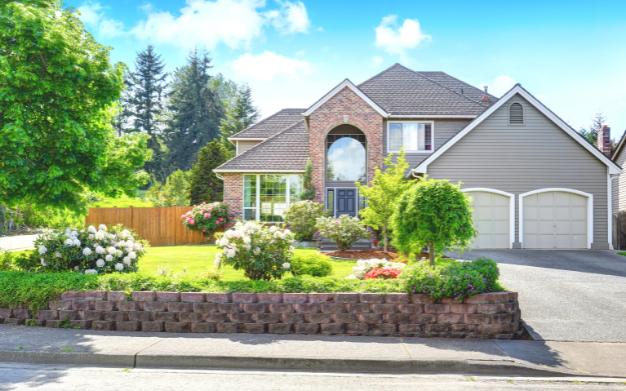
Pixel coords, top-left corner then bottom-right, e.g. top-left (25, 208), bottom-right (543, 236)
top-left (120, 45), bottom-right (168, 180)
top-left (219, 85), bottom-right (258, 151)
top-left (165, 50), bottom-right (222, 172)
top-left (579, 112), bottom-right (606, 144)
top-left (188, 140), bottom-right (230, 204)
top-left (300, 160), bottom-right (315, 200)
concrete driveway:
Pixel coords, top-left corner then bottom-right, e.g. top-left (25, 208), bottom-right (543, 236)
top-left (453, 250), bottom-right (626, 342)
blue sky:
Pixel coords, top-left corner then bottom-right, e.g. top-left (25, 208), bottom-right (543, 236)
top-left (64, 0), bottom-right (626, 138)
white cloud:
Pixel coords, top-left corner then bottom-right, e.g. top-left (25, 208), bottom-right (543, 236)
top-left (266, 1), bottom-right (310, 34)
top-left (232, 51), bottom-right (312, 82)
top-left (486, 75), bottom-right (517, 97)
top-left (77, 2), bottom-right (124, 38)
top-left (371, 56), bottom-right (384, 67)
top-left (375, 15), bottom-right (430, 56)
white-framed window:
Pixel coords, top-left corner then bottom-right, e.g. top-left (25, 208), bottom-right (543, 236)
top-left (387, 121), bottom-right (434, 153)
top-left (243, 174), bottom-right (303, 222)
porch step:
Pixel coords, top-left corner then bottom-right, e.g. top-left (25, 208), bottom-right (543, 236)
top-left (319, 238), bottom-right (372, 251)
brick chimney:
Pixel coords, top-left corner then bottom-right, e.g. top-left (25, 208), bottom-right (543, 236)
top-left (597, 125), bottom-right (612, 157)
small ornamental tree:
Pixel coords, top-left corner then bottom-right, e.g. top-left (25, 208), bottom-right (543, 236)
top-left (356, 151), bottom-right (410, 252)
top-left (391, 178), bottom-right (475, 266)
top-left (284, 200), bottom-right (325, 241)
top-left (299, 160), bottom-right (316, 200)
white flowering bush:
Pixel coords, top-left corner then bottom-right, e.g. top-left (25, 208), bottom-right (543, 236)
top-left (215, 221), bottom-right (294, 280)
top-left (347, 259), bottom-right (406, 280)
top-left (32, 224), bottom-right (146, 274)
top-left (315, 215), bottom-right (368, 250)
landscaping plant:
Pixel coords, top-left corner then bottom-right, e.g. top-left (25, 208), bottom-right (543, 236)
top-left (316, 215), bottom-right (368, 251)
top-left (30, 225), bottom-right (146, 274)
top-left (290, 252), bottom-right (333, 277)
top-left (356, 151), bottom-right (410, 252)
top-left (284, 200), bottom-right (325, 241)
top-left (392, 178), bottom-right (475, 266)
top-left (215, 221), bottom-right (294, 280)
top-left (181, 202), bottom-right (232, 237)
top-left (348, 259), bottom-right (406, 280)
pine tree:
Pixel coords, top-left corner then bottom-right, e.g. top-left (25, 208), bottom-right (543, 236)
top-left (188, 140), bottom-right (230, 204)
top-left (165, 50), bottom-right (222, 172)
top-left (219, 85), bottom-right (258, 151)
top-left (300, 160), bottom-right (315, 200)
top-left (579, 112), bottom-right (606, 144)
top-left (120, 46), bottom-right (168, 180)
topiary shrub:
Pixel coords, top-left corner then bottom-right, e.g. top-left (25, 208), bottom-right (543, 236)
top-left (316, 215), bottom-right (368, 251)
top-left (392, 178), bottom-right (475, 265)
top-left (215, 221), bottom-right (294, 280)
top-left (30, 225), bottom-right (146, 274)
top-left (290, 252), bottom-right (332, 277)
top-left (402, 258), bottom-right (502, 300)
top-left (284, 200), bottom-right (325, 241)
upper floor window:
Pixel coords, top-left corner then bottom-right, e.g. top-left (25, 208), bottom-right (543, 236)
top-left (387, 122), bottom-right (433, 153)
top-left (509, 103), bottom-right (523, 124)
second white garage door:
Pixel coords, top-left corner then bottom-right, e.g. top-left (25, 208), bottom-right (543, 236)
top-left (466, 190), bottom-right (512, 249)
top-left (521, 190), bottom-right (589, 249)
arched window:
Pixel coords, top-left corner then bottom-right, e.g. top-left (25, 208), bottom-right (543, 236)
top-left (326, 125), bottom-right (366, 182)
top-left (510, 103), bottom-right (523, 124)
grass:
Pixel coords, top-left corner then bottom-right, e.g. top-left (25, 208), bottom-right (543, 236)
top-left (88, 195), bottom-right (153, 208)
top-left (139, 245), bottom-right (356, 280)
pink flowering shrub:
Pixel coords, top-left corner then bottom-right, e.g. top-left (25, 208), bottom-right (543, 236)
top-left (181, 202), bottom-right (232, 236)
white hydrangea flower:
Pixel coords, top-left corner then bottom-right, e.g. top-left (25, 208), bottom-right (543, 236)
top-left (253, 247), bottom-right (261, 255)
top-left (54, 251), bottom-right (62, 258)
top-left (64, 238), bottom-right (74, 247)
top-left (38, 245), bottom-right (47, 255)
top-left (98, 224), bottom-right (107, 231)
top-left (105, 254), bottom-right (113, 262)
top-left (213, 253), bottom-right (222, 269)
top-left (82, 247), bottom-right (92, 256)
top-left (88, 234), bottom-right (95, 240)
top-left (72, 238), bottom-right (81, 247)
top-left (225, 247), bottom-right (237, 259)
top-left (87, 225), bottom-right (97, 234)
top-left (106, 246), bottom-right (116, 255)
top-left (96, 259), bottom-right (105, 268)
top-left (114, 263), bottom-right (124, 271)
top-left (123, 256), bottom-right (131, 266)
top-left (84, 269), bottom-right (97, 275)
top-left (120, 230), bottom-right (130, 240)
top-left (133, 243), bottom-right (143, 251)
top-left (40, 258), bottom-right (47, 267)
top-left (94, 230), bottom-right (105, 240)
top-left (95, 246), bottom-right (105, 254)
top-left (128, 251), bottom-right (137, 260)
top-left (116, 250), bottom-right (123, 257)
top-left (282, 262), bottom-right (291, 269)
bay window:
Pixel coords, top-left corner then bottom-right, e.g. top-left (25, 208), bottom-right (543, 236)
top-left (387, 122), bottom-right (433, 153)
top-left (243, 174), bottom-right (303, 222)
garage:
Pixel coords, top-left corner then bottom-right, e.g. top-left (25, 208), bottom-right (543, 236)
top-left (463, 189), bottom-right (514, 249)
top-left (520, 188), bottom-right (591, 249)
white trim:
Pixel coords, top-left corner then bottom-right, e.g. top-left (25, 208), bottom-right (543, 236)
top-left (608, 170), bottom-right (614, 249)
top-left (412, 84), bottom-right (622, 175)
top-left (235, 141), bottom-right (239, 156)
top-left (519, 188), bottom-right (593, 249)
top-left (386, 120), bottom-right (435, 154)
top-left (227, 137), bottom-right (266, 142)
top-left (462, 188), bottom-right (515, 249)
top-left (214, 169), bottom-right (305, 173)
top-left (303, 79), bottom-right (388, 117)
top-left (388, 114), bottom-right (476, 119)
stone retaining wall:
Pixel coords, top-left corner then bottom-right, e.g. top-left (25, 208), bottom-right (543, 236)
top-left (0, 291), bottom-right (521, 339)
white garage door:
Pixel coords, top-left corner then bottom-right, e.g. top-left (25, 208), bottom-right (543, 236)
top-left (522, 191), bottom-right (588, 249)
top-left (467, 190), bottom-right (511, 249)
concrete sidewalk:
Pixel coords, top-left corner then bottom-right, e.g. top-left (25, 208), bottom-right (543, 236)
top-left (0, 325), bottom-right (624, 377)
top-left (0, 234), bottom-right (37, 251)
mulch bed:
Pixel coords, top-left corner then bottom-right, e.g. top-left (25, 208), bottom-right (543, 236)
top-left (324, 249), bottom-right (400, 260)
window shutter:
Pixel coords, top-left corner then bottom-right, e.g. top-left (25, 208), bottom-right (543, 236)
top-left (510, 103), bottom-right (523, 124)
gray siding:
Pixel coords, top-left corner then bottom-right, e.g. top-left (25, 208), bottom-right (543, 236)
top-left (613, 146), bottom-right (626, 213)
top-left (382, 119), bottom-right (471, 167)
top-left (237, 140), bottom-right (261, 155)
top-left (427, 95), bottom-right (610, 249)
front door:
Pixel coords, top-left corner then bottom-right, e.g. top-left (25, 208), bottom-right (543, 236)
top-left (336, 188), bottom-right (357, 217)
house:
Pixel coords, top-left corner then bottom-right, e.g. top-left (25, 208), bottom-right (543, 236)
top-left (214, 64), bottom-right (621, 250)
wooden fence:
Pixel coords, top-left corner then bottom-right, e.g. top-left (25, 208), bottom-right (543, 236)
top-left (85, 207), bottom-right (206, 246)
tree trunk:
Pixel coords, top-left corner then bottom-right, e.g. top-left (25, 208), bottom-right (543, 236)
top-left (428, 242), bottom-right (435, 267)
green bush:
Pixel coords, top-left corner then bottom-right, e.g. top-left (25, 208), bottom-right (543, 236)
top-left (284, 200), bottom-right (325, 241)
top-left (316, 215), bottom-right (368, 250)
top-left (402, 258), bottom-right (503, 300)
top-left (290, 252), bottom-right (332, 277)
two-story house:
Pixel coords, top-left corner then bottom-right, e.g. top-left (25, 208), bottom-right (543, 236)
top-left (215, 64), bottom-right (620, 250)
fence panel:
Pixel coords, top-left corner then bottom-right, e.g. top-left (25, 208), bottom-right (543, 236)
top-left (85, 207), bottom-right (205, 246)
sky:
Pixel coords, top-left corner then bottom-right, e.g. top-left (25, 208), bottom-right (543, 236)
top-left (63, 0), bottom-right (626, 139)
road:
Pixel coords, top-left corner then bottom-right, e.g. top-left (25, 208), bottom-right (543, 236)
top-left (0, 363), bottom-right (624, 390)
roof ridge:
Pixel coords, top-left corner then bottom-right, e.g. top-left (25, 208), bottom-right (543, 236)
top-left (418, 71), bottom-right (498, 101)
top-left (357, 63), bottom-right (403, 87)
top-left (408, 67), bottom-right (492, 108)
top-left (229, 108), bottom-right (304, 139)
top-left (216, 120), bottom-right (305, 171)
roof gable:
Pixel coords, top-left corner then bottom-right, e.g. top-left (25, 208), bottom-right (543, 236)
top-left (303, 79), bottom-right (388, 117)
top-left (413, 84), bottom-right (621, 175)
top-left (612, 129), bottom-right (626, 162)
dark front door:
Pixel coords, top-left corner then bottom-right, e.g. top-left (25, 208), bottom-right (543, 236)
top-left (336, 188), bottom-right (357, 217)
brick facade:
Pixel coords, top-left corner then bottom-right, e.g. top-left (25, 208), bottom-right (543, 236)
top-left (222, 173), bottom-right (242, 217)
top-left (1, 291), bottom-right (522, 339)
top-left (307, 87), bottom-right (385, 203)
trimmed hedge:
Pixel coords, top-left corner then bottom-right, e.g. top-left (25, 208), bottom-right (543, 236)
top-left (290, 252), bottom-right (333, 277)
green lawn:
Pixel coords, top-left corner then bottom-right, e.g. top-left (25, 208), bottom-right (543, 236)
top-left (139, 245), bottom-right (356, 280)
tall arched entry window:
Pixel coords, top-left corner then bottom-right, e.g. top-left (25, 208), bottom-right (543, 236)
top-left (325, 125), bottom-right (366, 217)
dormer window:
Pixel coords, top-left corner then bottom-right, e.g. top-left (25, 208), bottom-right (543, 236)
top-left (510, 103), bottom-right (523, 124)
top-left (387, 121), bottom-right (433, 153)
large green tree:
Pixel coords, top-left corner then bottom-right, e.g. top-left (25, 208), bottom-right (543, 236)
top-left (121, 45), bottom-right (168, 180)
top-left (357, 152), bottom-right (410, 252)
top-left (0, 1), bottom-right (150, 211)
top-left (188, 140), bottom-right (230, 205)
top-left (165, 50), bottom-right (222, 172)
top-left (219, 85), bottom-right (258, 151)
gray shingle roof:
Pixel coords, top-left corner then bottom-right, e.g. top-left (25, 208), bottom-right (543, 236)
top-left (216, 120), bottom-right (308, 172)
top-left (358, 64), bottom-right (495, 116)
top-left (229, 108), bottom-right (305, 139)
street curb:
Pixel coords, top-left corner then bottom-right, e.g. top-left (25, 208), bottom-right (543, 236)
top-left (0, 350), bottom-right (585, 377)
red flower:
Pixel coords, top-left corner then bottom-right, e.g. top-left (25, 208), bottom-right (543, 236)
top-left (364, 267), bottom-right (402, 280)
